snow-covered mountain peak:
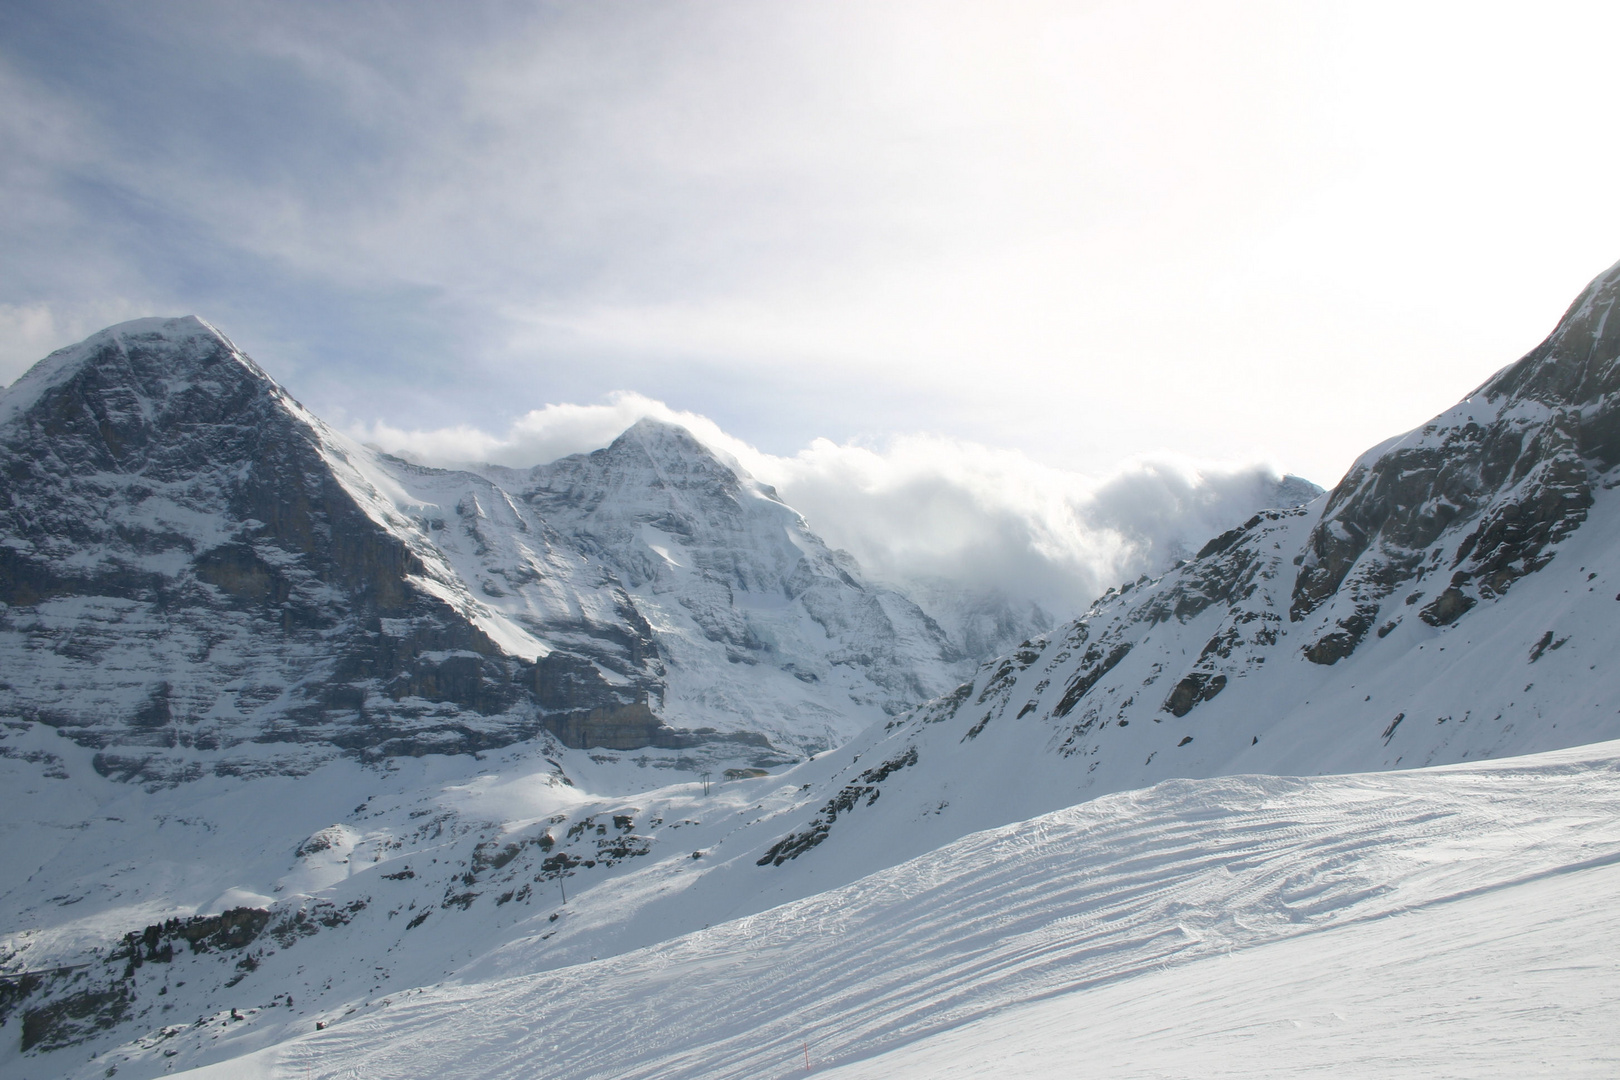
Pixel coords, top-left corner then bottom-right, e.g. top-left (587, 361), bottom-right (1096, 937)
top-left (527, 416), bottom-right (846, 605)
top-left (0, 315), bottom-right (269, 435)
top-left (522, 416), bottom-right (967, 748)
top-left (0, 318), bottom-right (583, 781)
top-left (1270, 472), bottom-right (1324, 508)
top-left (565, 416), bottom-right (782, 507)
top-left (0, 321), bottom-right (986, 784)
top-left (1476, 253), bottom-right (1620, 410)
top-left (616, 415), bottom-right (752, 477)
top-left (612, 415), bottom-right (792, 505)
top-left (613, 414), bottom-right (732, 472)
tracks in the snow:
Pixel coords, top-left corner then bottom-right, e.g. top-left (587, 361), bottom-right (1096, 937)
top-left (231, 745), bottom-right (1620, 1080)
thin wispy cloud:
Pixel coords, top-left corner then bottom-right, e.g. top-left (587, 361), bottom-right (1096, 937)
top-left (4, 1), bottom-right (1620, 487)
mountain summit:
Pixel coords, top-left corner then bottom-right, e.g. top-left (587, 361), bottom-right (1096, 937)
top-left (0, 317), bottom-right (561, 781)
top-left (522, 417), bottom-right (967, 745)
top-left (0, 320), bottom-right (979, 782)
top-left (1290, 256), bottom-right (1620, 659)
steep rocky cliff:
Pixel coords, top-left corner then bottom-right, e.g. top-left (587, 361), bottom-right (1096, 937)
top-left (1289, 261), bottom-right (1620, 660)
top-left (0, 319), bottom-right (578, 781)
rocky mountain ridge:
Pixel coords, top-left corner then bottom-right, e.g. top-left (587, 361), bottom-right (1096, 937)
top-left (1289, 262), bottom-right (1620, 661)
top-left (0, 317), bottom-right (549, 782)
top-left (0, 317), bottom-right (1317, 787)
top-left (735, 257), bottom-right (1620, 880)
top-left (0, 318), bottom-right (1043, 786)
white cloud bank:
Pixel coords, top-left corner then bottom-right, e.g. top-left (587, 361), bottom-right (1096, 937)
top-left (358, 397), bottom-right (1319, 619)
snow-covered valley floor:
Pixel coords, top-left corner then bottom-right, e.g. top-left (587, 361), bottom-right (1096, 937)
top-left (165, 740), bottom-right (1620, 1080)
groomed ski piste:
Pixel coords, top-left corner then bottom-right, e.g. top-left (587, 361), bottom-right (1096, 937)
top-left (151, 740), bottom-right (1620, 1080)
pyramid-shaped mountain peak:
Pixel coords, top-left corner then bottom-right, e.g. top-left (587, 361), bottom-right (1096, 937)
top-left (0, 314), bottom-right (285, 439)
top-left (612, 415), bottom-right (740, 473)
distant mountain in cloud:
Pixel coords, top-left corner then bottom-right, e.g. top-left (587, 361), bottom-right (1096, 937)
top-left (363, 398), bottom-right (1323, 634)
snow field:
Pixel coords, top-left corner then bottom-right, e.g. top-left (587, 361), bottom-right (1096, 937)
top-left (169, 740), bottom-right (1620, 1080)
top-left (821, 855), bottom-right (1620, 1078)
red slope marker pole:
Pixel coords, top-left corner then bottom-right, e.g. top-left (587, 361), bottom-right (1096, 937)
top-left (804, 1042), bottom-right (810, 1071)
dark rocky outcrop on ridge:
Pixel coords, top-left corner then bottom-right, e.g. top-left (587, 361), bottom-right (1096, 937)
top-left (747, 258), bottom-right (1620, 875)
top-left (1290, 260), bottom-right (1620, 661)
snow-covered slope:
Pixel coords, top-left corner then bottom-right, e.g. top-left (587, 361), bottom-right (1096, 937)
top-left (0, 316), bottom-right (1335, 1073)
top-left (9, 257), bottom-right (1620, 1077)
top-left (19, 739), bottom-right (1620, 1080)
top-left (731, 255), bottom-right (1620, 881)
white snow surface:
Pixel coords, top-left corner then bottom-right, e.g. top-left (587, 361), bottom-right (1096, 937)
top-left (34, 739), bottom-right (1616, 1080)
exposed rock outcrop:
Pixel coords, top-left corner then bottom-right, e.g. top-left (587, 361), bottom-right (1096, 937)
top-left (1290, 262), bottom-right (1620, 659)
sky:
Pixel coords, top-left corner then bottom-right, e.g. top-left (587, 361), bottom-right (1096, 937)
top-left (5, 1), bottom-right (1620, 613)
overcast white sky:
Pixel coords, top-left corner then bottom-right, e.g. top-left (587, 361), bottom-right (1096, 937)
top-left (5, 1), bottom-right (1620, 610)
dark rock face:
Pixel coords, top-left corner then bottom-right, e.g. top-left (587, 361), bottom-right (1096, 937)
top-left (1163, 671), bottom-right (1226, 717)
top-left (4, 323), bottom-right (404, 615)
top-left (1290, 260), bottom-right (1620, 661)
top-left (1052, 642), bottom-right (1135, 719)
top-left (20, 985), bottom-right (132, 1053)
top-left (541, 698), bottom-right (677, 752)
top-left (1041, 507), bottom-right (1300, 738)
top-left (754, 745), bottom-right (919, 866)
top-left (0, 318), bottom-right (658, 778)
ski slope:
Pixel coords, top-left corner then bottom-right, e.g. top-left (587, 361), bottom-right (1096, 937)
top-left (821, 856), bottom-right (1620, 1078)
top-left (152, 740), bottom-right (1620, 1080)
